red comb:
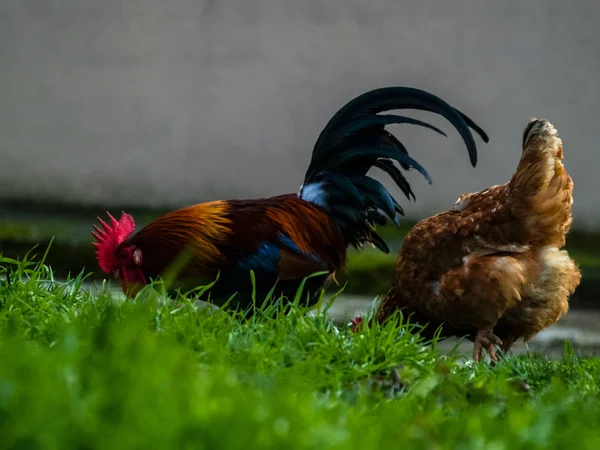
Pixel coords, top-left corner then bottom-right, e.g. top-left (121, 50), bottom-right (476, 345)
top-left (92, 211), bottom-right (136, 274)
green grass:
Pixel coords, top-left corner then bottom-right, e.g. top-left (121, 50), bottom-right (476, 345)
top-left (1, 251), bottom-right (600, 449)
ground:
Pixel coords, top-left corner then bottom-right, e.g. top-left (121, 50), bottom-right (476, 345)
top-left (0, 252), bottom-right (599, 449)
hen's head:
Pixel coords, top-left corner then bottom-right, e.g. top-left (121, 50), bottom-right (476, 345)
top-left (92, 212), bottom-right (142, 276)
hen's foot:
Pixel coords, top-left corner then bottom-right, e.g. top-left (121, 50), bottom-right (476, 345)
top-left (473, 328), bottom-right (503, 363)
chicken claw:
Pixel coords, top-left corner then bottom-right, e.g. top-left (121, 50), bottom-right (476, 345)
top-left (473, 328), bottom-right (503, 362)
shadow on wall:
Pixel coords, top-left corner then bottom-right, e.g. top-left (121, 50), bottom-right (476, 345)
top-left (1, 0), bottom-right (599, 229)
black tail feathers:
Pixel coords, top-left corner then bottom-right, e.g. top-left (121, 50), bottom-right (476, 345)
top-left (299, 86), bottom-right (489, 253)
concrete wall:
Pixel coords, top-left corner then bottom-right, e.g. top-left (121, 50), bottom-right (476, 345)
top-left (1, 1), bottom-right (598, 229)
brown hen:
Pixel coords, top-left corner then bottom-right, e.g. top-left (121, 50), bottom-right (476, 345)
top-left (374, 118), bottom-right (581, 362)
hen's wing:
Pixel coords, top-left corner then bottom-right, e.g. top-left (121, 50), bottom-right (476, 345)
top-left (494, 246), bottom-right (580, 349)
top-left (378, 203), bottom-right (536, 332)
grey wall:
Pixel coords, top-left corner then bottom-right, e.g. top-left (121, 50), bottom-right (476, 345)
top-left (1, 1), bottom-right (598, 229)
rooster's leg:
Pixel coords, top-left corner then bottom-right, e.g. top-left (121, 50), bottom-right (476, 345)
top-left (473, 328), bottom-right (503, 363)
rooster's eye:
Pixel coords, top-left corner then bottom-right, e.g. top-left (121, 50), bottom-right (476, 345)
top-left (133, 248), bottom-right (143, 266)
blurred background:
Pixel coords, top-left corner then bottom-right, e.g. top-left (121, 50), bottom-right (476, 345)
top-left (1, 0), bottom-right (599, 356)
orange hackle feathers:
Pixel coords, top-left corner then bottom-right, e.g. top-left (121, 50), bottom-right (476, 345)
top-left (92, 212), bottom-right (136, 274)
top-left (131, 201), bottom-right (233, 271)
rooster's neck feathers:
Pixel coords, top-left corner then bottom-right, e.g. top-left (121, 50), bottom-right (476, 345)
top-left (116, 196), bottom-right (346, 282)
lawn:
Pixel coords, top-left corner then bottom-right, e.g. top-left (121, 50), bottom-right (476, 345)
top-left (0, 251), bottom-right (599, 449)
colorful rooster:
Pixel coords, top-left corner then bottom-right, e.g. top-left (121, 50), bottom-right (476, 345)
top-left (92, 86), bottom-right (489, 311)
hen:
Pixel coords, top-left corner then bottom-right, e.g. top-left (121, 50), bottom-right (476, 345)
top-left (92, 86), bottom-right (488, 312)
top-left (374, 118), bottom-right (581, 362)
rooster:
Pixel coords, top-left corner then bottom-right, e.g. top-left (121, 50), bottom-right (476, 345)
top-left (92, 86), bottom-right (488, 311)
top-left (373, 118), bottom-right (581, 362)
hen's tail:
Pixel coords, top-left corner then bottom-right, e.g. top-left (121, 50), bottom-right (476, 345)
top-left (509, 119), bottom-right (574, 247)
top-left (299, 86), bottom-right (489, 252)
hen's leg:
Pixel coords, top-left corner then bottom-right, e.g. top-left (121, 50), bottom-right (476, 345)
top-left (473, 328), bottom-right (503, 362)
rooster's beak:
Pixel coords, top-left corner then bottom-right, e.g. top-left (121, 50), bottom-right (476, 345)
top-left (114, 268), bottom-right (120, 280)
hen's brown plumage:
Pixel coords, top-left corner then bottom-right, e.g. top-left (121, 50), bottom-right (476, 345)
top-left (375, 119), bottom-right (581, 362)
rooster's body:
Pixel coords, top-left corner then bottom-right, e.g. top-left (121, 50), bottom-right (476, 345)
top-left (111, 196), bottom-right (345, 308)
top-left (375, 119), bottom-right (581, 361)
top-left (93, 87), bottom-right (488, 311)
